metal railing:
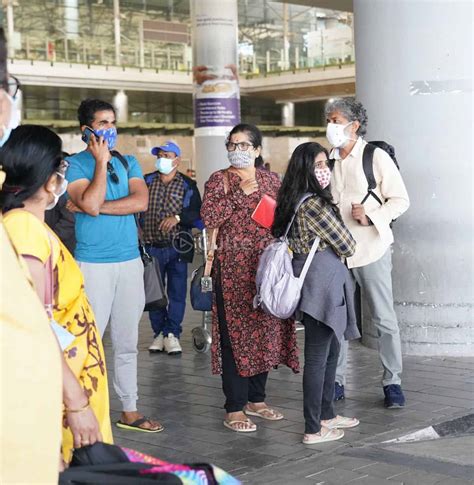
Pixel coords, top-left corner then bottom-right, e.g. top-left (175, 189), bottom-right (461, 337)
top-left (11, 34), bottom-right (354, 77)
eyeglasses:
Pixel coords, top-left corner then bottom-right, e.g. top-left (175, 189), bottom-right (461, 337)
top-left (4, 75), bottom-right (21, 99)
top-left (225, 141), bottom-right (254, 152)
top-left (107, 162), bottom-right (119, 184)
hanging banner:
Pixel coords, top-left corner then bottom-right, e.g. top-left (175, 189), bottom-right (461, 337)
top-left (191, 0), bottom-right (240, 137)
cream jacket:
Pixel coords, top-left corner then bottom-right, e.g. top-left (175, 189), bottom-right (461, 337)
top-left (331, 137), bottom-right (410, 269)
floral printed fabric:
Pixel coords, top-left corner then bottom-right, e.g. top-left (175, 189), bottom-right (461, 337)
top-left (201, 169), bottom-right (299, 377)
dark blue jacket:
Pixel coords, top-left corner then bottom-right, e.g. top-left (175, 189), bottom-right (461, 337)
top-left (143, 171), bottom-right (202, 263)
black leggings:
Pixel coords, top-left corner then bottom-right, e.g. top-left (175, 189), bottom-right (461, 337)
top-left (216, 273), bottom-right (268, 413)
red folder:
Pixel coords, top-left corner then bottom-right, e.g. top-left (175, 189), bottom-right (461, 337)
top-left (252, 194), bottom-right (277, 229)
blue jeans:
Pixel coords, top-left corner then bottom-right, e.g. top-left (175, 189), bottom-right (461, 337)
top-left (147, 246), bottom-right (188, 338)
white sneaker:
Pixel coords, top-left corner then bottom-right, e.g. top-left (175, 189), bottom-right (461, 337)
top-left (148, 334), bottom-right (164, 353)
top-left (164, 333), bottom-right (182, 355)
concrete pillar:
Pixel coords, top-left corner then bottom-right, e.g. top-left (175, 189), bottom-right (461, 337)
top-left (281, 102), bottom-right (295, 127)
top-left (191, 0), bottom-right (240, 192)
top-left (113, 90), bottom-right (128, 123)
top-left (354, 0), bottom-right (473, 356)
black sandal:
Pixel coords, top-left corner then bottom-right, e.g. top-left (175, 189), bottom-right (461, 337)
top-left (116, 417), bottom-right (164, 433)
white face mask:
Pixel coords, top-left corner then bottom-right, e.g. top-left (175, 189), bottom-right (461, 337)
top-left (227, 150), bottom-right (254, 169)
top-left (46, 173), bottom-right (68, 210)
top-left (326, 121), bottom-right (354, 148)
top-left (0, 91), bottom-right (21, 147)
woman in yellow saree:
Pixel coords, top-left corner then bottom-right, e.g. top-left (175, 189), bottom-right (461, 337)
top-left (1, 125), bottom-right (113, 463)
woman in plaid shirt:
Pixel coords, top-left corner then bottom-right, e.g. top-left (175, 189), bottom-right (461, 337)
top-left (273, 142), bottom-right (361, 445)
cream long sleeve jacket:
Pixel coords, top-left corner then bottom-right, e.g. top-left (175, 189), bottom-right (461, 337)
top-left (331, 137), bottom-right (410, 269)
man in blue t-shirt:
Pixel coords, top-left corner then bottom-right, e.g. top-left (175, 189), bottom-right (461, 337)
top-left (66, 98), bottom-right (163, 433)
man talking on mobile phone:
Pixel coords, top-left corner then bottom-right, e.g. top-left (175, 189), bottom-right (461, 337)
top-left (66, 98), bottom-right (163, 433)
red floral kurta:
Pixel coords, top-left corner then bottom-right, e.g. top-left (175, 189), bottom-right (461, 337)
top-left (201, 169), bottom-right (300, 377)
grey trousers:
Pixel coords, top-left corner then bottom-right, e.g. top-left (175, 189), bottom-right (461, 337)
top-left (78, 257), bottom-right (145, 412)
top-left (336, 249), bottom-right (403, 387)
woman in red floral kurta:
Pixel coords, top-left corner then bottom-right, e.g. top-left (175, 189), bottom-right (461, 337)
top-left (201, 124), bottom-right (299, 433)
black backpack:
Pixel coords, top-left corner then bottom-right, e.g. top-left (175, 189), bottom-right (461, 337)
top-left (361, 141), bottom-right (400, 206)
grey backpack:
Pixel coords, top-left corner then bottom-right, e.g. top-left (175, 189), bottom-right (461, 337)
top-left (253, 194), bottom-right (320, 320)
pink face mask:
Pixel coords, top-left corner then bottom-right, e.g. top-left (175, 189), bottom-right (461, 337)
top-left (315, 167), bottom-right (331, 189)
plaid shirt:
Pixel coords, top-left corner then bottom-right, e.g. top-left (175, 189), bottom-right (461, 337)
top-left (288, 196), bottom-right (356, 258)
top-left (142, 172), bottom-right (185, 245)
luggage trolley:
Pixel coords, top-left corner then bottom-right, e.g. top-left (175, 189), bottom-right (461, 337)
top-left (191, 228), bottom-right (212, 353)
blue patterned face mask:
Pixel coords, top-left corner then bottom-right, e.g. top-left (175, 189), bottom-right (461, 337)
top-left (95, 126), bottom-right (117, 150)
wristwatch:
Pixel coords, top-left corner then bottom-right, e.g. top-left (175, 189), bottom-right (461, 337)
top-left (175, 215), bottom-right (181, 223)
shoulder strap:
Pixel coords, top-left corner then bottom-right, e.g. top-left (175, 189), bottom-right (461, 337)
top-left (144, 172), bottom-right (158, 186)
top-left (203, 170), bottom-right (230, 277)
top-left (299, 236), bottom-right (320, 282)
top-left (110, 150), bottom-right (129, 172)
top-left (361, 144), bottom-right (384, 206)
top-left (362, 144), bottom-right (377, 191)
top-left (282, 193), bottom-right (321, 282)
top-left (283, 193), bottom-right (314, 239)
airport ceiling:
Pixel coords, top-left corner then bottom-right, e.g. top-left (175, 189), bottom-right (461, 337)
top-left (272, 0), bottom-right (353, 12)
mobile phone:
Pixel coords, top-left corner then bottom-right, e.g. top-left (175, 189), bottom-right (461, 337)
top-left (81, 127), bottom-right (98, 144)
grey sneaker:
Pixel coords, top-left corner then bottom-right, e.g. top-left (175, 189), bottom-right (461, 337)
top-left (148, 334), bottom-right (164, 353)
top-left (164, 333), bottom-right (182, 355)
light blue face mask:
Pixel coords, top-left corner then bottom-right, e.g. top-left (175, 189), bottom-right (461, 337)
top-left (0, 92), bottom-right (21, 147)
top-left (95, 126), bottom-right (118, 150)
top-left (155, 157), bottom-right (176, 175)
top-left (0, 126), bottom-right (13, 147)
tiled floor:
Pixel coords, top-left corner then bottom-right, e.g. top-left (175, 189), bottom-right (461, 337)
top-left (104, 308), bottom-right (474, 484)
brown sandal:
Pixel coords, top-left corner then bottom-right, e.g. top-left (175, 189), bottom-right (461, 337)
top-left (223, 418), bottom-right (257, 433)
top-left (244, 405), bottom-right (284, 421)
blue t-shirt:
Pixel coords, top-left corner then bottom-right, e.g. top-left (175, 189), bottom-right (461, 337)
top-left (65, 150), bottom-right (144, 263)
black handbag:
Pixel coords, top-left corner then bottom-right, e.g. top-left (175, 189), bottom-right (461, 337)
top-left (60, 442), bottom-right (225, 484)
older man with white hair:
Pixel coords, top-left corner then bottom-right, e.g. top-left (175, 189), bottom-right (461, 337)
top-left (325, 97), bottom-right (410, 409)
